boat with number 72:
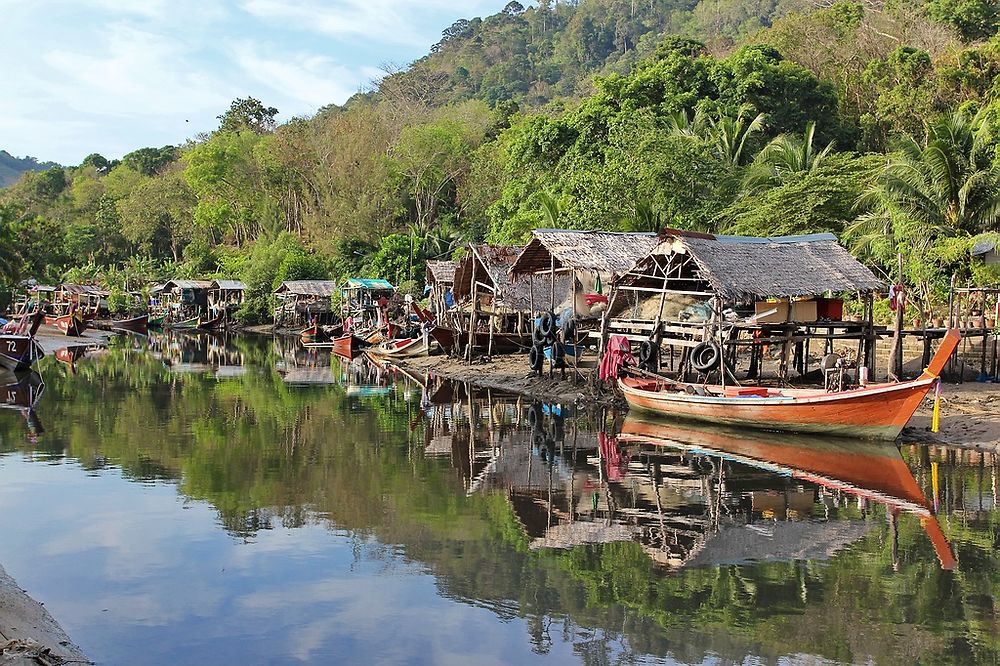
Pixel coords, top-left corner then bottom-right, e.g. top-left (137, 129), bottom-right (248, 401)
top-left (618, 328), bottom-right (961, 440)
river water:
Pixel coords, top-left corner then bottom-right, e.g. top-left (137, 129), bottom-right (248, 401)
top-left (0, 332), bottom-right (996, 665)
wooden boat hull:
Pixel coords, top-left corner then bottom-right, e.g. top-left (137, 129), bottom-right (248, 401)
top-left (333, 334), bottom-right (371, 359)
top-left (45, 314), bottom-right (86, 337)
top-left (0, 335), bottom-right (44, 372)
top-left (168, 317), bottom-right (200, 330)
top-left (197, 314), bottom-right (226, 331)
top-left (367, 336), bottom-right (430, 358)
top-left (148, 314), bottom-right (166, 328)
top-left (619, 329), bottom-right (961, 441)
top-left (429, 325), bottom-right (532, 355)
top-left (300, 325), bottom-right (321, 343)
top-left (111, 314), bottom-right (149, 334)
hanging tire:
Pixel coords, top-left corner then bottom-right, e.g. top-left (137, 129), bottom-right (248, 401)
top-left (561, 317), bottom-right (576, 341)
top-left (528, 344), bottom-right (544, 372)
top-left (532, 325), bottom-right (545, 345)
top-left (638, 341), bottom-right (653, 363)
top-left (691, 341), bottom-right (721, 373)
top-left (552, 342), bottom-right (566, 367)
top-left (539, 312), bottom-right (555, 338)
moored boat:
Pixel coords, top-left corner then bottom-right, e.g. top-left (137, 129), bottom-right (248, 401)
top-left (428, 324), bottom-right (532, 355)
top-left (168, 316), bottom-right (200, 330)
top-left (148, 314), bottom-right (167, 329)
top-left (0, 311), bottom-right (46, 372)
top-left (111, 313), bottom-right (149, 334)
top-left (197, 313), bottom-right (226, 331)
top-left (366, 336), bottom-right (431, 358)
top-left (45, 313), bottom-right (87, 337)
top-left (618, 328), bottom-right (961, 440)
top-left (332, 334), bottom-right (371, 359)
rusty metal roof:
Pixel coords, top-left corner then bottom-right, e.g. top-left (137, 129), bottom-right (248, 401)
top-left (211, 279), bottom-right (247, 291)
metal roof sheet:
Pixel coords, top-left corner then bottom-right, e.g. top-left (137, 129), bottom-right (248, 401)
top-left (344, 278), bottom-right (395, 290)
top-left (211, 279), bottom-right (248, 290)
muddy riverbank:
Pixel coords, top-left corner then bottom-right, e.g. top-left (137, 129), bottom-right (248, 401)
top-left (391, 353), bottom-right (1000, 450)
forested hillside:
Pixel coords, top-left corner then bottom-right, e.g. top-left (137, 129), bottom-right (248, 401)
top-left (1, 0), bottom-right (998, 321)
top-left (0, 151), bottom-right (60, 188)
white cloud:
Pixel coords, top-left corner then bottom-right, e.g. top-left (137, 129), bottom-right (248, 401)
top-left (229, 41), bottom-right (364, 112)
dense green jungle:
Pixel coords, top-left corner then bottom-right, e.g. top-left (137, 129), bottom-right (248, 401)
top-left (1, 0), bottom-right (999, 322)
top-left (0, 335), bottom-right (996, 664)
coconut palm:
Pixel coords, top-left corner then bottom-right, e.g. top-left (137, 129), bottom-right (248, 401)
top-left (847, 109), bottom-right (1000, 258)
top-left (741, 121), bottom-right (835, 193)
top-left (537, 190), bottom-right (561, 228)
top-left (710, 105), bottom-right (766, 168)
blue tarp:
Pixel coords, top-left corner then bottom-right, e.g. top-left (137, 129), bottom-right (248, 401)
top-left (344, 278), bottom-right (394, 290)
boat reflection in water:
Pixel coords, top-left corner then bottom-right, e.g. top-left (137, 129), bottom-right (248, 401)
top-left (434, 385), bottom-right (956, 570)
top-left (0, 369), bottom-right (45, 438)
top-left (146, 330), bottom-right (247, 378)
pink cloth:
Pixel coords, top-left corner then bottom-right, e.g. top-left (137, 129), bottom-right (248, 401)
top-left (598, 335), bottom-right (635, 381)
top-left (599, 432), bottom-right (628, 481)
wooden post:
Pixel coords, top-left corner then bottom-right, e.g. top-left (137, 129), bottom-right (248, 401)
top-left (598, 287), bottom-right (619, 357)
top-left (467, 257), bottom-right (478, 363)
top-left (889, 253), bottom-right (905, 381)
top-left (571, 273), bottom-right (578, 384)
top-left (488, 308), bottom-right (495, 357)
top-left (549, 255), bottom-right (556, 379)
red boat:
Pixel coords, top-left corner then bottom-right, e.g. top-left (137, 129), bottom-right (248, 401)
top-left (619, 329), bottom-right (961, 440)
top-left (45, 313), bottom-right (87, 337)
top-left (428, 325), bottom-right (532, 355)
top-left (332, 334), bottom-right (371, 359)
top-left (111, 314), bottom-right (149, 335)
top-left (618, 417), bottom-right (956, 569)
top-left (300, 324), bottom-right (321, 343)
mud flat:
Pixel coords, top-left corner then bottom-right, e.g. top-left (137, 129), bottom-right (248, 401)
top-left (0, 564), bottom-right (90, 665)
top-left (33, 328), bottom-right (111, 355)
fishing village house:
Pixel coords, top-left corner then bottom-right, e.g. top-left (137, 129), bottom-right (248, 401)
top-left (507, 229), bottom-right (661, 320)
top-left (424, 260), bottom-right (458, 318)
top-left (208, 279), bottom-right (247, 316)
top-left (450, 243), bottom-right (573, 356)
top-left (273, 280), bottom-right (340, 328)
top-left (154, 279), bottom-right (213, 319)
top-left (610, 230), bottom-right (884, 381)
top-left (53, 283), bottom-right (109, 316)
top-left (340, 278), bottom-right (396, 329)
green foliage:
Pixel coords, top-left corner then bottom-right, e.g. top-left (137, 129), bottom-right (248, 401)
top-left (121, 146), bottom-right (177, 176)
top-left (216, 97), bottom-right (279, 135)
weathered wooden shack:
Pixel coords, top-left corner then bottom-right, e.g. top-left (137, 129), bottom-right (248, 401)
top-left (341, 278), bottom-right (395, 329)
top-left (508, 230), bottom-right (660, 317)
top-left (209, 279), bottom-right (247, 314)
top-left (425, 260), bottom-right (458, 317)
top-left (610, 231), bottom-right (883, 381)
top-left (158, 279), bottom-right (213, 319)
top-left (452, 244), bottom-right (572, 336)
top-left (273, 280), bottom-right (339, 327)
top-left (54, 284), bottom-right (108, 315)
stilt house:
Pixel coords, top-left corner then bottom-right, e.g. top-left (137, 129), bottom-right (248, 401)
top-left (610, 230), bottom-right (883, 380)
top-left (425, 260), bottom-right (458, 318)
top-left (209, 280), bottom-right (247, 315)
top-left (508, 230), bottom-right (660, 319)
top-left (273, 280), bottom-right (340, 327)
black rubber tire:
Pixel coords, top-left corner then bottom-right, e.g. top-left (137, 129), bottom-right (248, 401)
top-left (561, 317), bottom-right (576, 341)
top-left (539, 312), bottom-right (555, 338)
top-left (691, 341), bottom-right (721, 373)
top-left (528, 344), bottom-right (544, 372)
top-left (531, 325), bottom-right (545, 345)
top-left (528, 403), bottom-right (542, 428)
top-left (552, 342), bottom-right (565, 367)
top-left (638, 341), bottom-right (653, 363)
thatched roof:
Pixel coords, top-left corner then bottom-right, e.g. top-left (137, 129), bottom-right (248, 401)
top-left (163, 279), bottom-right (212, 291)
top-left (425, 260), bottom-right (458, 285)
top-left (453, 244), bottom-right (573, 311)
top-left (619, 232), bottom-right (882, 300)
top-left (510, 229), bottom-right (660, 277)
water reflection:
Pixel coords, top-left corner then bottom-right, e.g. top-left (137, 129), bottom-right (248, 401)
top-left (0, 342), bottom-right (996, 665)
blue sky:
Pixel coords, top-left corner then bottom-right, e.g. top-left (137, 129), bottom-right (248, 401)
top-left (0, 0), bottom-right (507, 165)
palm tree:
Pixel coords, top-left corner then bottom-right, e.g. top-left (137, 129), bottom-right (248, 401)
top-left (848, 109), bottom-right (1000, 255)
top-left (742, 121), bottom-right (835, 193)
top-left (710, 105), bottom-right (766, 169)
top-left (537, 190), bottom-right (561, 228)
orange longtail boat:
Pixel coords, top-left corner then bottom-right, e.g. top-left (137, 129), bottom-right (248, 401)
top-left (618, 416), bottom-right (956, 569)
top-left (45, 312), bottom-right (87, 337)
top-left (619, 328), bottom-right (961, 441)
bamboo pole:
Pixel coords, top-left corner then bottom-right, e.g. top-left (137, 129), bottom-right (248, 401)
top-left (889, 253), bottom-right (905, 381)
top-left (467, 256), bottom-right (478, 363)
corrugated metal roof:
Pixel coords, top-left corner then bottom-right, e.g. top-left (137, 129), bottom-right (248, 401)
top-left (274, 280), bottom-right (339, 296)
top-left (164, 279), bottom-right (213, 290)
top-left (211, 279), bottom-right (248, 291)
top-left (344, 278), bottom-right (395, 290)
top-left (60, 284), bottom-right (109, 295)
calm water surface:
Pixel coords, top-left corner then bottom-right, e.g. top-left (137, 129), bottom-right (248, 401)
top-left (0, 332), bottom-right (996, 665)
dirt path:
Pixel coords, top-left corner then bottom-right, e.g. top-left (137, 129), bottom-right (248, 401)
top-left (0, 565), bottom-right (90, 665)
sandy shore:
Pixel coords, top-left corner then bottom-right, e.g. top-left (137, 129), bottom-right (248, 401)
top-left (0, 565), bottom-right (90, 665)
top-left (33, 327), bottom-right (112, 355)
